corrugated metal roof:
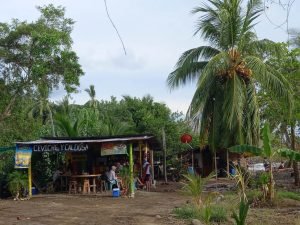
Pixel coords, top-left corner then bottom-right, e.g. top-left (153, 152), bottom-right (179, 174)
top-left (16, 135), bottom-right (154, 145)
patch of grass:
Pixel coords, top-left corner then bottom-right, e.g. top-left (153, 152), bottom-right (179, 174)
top-left (209, 205), bottom-right (227, 223)
top-left (173, 204), bottom-right (228, 223)
top-left (277, 191), bottom-right (300, 201)
top-left (173, 205), bottom-right (201, 220)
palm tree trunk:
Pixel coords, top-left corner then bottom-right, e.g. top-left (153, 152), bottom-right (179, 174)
top-left (291, 124), bottom-right (299, 186)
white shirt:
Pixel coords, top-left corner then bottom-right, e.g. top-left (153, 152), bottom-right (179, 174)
top-left (143, 162), bottom-right (151, 175)
top-left (106, 170), bottom-right (116, 181)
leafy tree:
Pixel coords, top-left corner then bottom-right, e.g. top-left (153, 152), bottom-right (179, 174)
top-left (260, 44), bottom-right (300, 185)
top-left (0, 97), bottom-right (41, 146)
top-left (0, 4), bottom-right (84, 123)
top-left (28, 84), bottom-right (56, 136)
top-left (167, 0), bottom-right (292, 152)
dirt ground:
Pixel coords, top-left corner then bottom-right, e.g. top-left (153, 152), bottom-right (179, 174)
top-left (0, 182), bottom-right (187, 225)
top-left (1, 180), bottom-right (300, 225)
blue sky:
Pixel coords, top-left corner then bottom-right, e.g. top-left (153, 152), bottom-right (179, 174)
top-left (0, 0), bottom-right (299, 113)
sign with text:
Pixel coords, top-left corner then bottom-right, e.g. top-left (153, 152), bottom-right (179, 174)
top-left (33, 143), bottom-right (88, 152)
top-left (101, 143), bottom-right (127, 156)
top-left (15, 145), bottom-right (32, 168)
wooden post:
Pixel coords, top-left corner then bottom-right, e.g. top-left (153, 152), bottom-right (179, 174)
top-left (191, 149), bottom-right (194, 173)
top-left (151, 149), bottom-right (154, 181)
top-left (28, 162), bottom-right (32, 198)
top-left (129, 143), bottom-right (134, 198)
top-left (139, 142), bottom-right (142, 177)
top-left (162, 127), bottom-right (167, 183)
top-left (227, 150), bottom-right (229, 177)
top-left (214, 151), bottom-right (218, 180)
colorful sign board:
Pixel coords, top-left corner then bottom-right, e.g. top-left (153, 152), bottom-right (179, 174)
top-left (101, 143), bottom-right (127, 156)
top-left (15, 145), bottom-right (32, 168)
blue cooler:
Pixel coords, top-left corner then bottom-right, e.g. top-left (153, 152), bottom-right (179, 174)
top-left (112, 188), bottom-right (120, 197)
top-left (31, 187), bottom-right (38, 195)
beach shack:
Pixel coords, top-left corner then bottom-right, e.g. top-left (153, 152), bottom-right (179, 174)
top-left (15, 134), bottom-right (160, 197)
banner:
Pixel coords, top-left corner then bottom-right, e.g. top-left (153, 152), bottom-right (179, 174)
top-left (101, 143), bottom-right (127, 156)
top-left (33, 143), bottom-right (88, 152)
top-left (15, 145), bottom-right (32, 168)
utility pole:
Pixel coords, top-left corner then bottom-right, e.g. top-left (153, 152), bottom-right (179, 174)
top-left (162, 127), bottom-right (167, 183)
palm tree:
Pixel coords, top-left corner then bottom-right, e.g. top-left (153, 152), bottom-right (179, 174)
top-left (28, 84), bottom-right (55, 136)
top-left (167, 0), bottom-right (292, 151)
top-left (54, 113), bottom-right (84, 137)
top-left (85, 85), bottom-right (98, 109)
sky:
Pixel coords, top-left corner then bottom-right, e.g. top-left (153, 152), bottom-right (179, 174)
top-left (0, 0), bottom-right (299, 113)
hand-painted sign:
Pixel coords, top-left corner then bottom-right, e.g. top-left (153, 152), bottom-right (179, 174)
top-left (15, 145), bottom-right (32, 168)
top-left (101, 143), bottom-right (127, 156)
top-left (33, 143), bottom-right (88, 152)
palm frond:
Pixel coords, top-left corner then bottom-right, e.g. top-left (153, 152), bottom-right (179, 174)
top-left (167, 46), bottom-right (219, 89)
top-left (241, 0), bottom-right (263, 33)
top-left (277, 148), bottom-right (300, 161)
top-left (245, 56), bottom-right (293, 113)
top-left (168, 62), bottom-right (207, 89)
top-left (222, 74), bottom-right (246, 133)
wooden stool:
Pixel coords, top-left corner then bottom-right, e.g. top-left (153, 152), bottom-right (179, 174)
top-left (69, 181), bottom-right (77, 194)
top-left (83, 179), bottom-right (90, 194)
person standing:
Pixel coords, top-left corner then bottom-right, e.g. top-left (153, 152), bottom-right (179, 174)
top-left (143, 160), bottom-right (151, 191)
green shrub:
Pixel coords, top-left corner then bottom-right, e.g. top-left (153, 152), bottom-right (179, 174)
top-left (8, 171), bottom-right (28, 199)
top-left (246, 189), bottom-right (261, 203)
top-left (181, 173), bottom-right (213, 207)
top-left (173, 205), bottom-right (201, 220)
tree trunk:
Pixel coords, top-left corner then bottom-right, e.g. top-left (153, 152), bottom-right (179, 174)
top-left (291, 124), bottom-right (299, 186)
top-left (0, 95), bottom-right (17, 123)
top-left (162, 127), bottom-right (167, 183)
top-left (48, 106), bottom-right (55, 137)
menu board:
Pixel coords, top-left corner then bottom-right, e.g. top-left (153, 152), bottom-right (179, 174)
top-left (101, 143), bottom-right (127, 156)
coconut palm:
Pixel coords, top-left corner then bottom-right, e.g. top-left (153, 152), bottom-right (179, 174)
top-left (167, 0), bottom-right (293, 150)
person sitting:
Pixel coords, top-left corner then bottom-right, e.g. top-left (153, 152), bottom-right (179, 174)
top-left (134, 176), bottom-right (144, 190)
top-left (52, 167), bottom-right (63, 191)
top-left (105, 165), bottom-right (118, 190)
